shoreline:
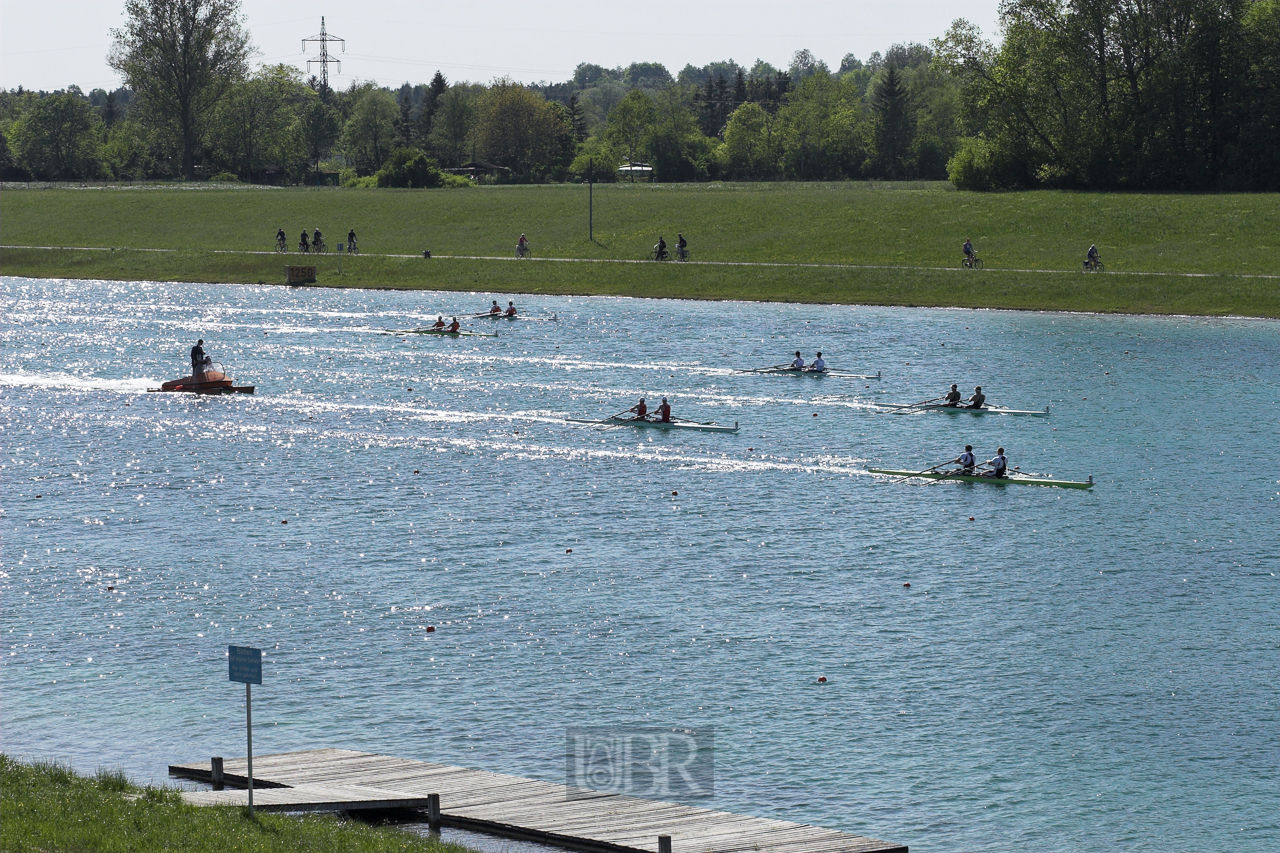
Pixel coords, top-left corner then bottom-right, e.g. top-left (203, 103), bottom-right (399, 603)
top-left (5, 247), bottom-right (1278, 319)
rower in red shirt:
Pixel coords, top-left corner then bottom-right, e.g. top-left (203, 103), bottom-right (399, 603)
top-left (488, 300), bottom-right (502, 315)
top-left (431, 315), bottom-right (447, 329)
top-left (655, 397), bottom-right (671, 423)
top-left (447, 317), bottom-right (460, 332)
top-left (628, 397), bottom-right (648, 421)
top-left (504, 300), bottom-right (518, 317)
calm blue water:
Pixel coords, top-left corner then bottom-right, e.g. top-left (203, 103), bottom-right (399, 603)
top-left (3, 277), bottom-right (1277, 851)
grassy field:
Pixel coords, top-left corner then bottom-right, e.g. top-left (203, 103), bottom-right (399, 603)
top-left (3, 182), bottom-right (1278, 316)
top-left (0, 755), bottom-right (472, 853)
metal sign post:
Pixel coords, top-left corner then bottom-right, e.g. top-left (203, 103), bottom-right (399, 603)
top-left (228, 645), bottom-right (263, 813)
top-left (337, 241), bottom-right (344, 275)
top-left (588, 158), bottom-right (593, 242)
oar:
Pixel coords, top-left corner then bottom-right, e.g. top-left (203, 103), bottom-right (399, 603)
top-left (925, 462), bottom-right (991, 485)
top-left (733, 362), bottom-right (792, 374)
top-left (889, 461), bottom-right (952, 483)
top-left (589, 407), bottom-right (637, 429)
top-left (886, 394), bottom-right (946, 413)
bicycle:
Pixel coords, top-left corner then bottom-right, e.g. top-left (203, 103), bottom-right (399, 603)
top-left (347, 240), bottom-right (358, 255)
top-left (516, 243), bottom-right (531, 259)
top-left (674, 245), bottom-right (689, 262)
top-left (962, 255), bottom-right (983, 269)
top-left (275, 236), bottom-right (287, 253)
top-left (312, 237), bottom-right (327, 254)
top-left (298, 241), bottom-right (310, 253)
top-left (1083, 257), bottom-right (1104, 272)
top-left (651, 245), bottom-right (670, 261)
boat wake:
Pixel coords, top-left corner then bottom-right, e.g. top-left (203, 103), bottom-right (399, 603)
top-left (0, 371), bottom-right (155, 393)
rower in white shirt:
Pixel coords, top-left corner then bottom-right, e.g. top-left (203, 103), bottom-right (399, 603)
top-left (809, 352), bottom-right (826, 373)
top-left (791, 351), bottom-right (805, 369)
top-left (982, 447), bottom-right (1008, 478)
top-left (952, 444), bottom-right (976, 474)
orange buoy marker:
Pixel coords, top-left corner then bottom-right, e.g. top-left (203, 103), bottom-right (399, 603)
top-left (817, 676), bottom-right (827, 684)
top-left (969, 516), bottom-right (975, 521)
top-left (425, 626), bottom-right (435, 633)
top-left (281, 519), bottom-right (287, 524)
top-left (671, 491), bottom-right (678, 496)
top-left (566, 548), bottom-right (572, 553)
top-left (813, 413), bottom-right (818, 417)
top-left (903, 582), bottom-right (910, 588)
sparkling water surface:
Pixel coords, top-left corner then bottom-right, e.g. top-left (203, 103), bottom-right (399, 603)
top-left (3, 277), bottom-right (1277, 851)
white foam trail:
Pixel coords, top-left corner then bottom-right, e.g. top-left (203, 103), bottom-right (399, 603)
top-left (0, 371), bottom-right (155, 393)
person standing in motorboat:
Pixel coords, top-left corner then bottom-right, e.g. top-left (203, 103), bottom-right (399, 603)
top-left (190, 339), bottom-right (208, 378)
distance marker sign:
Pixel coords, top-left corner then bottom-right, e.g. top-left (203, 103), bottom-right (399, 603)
top-left (228, 645), bottom-right (262, 685)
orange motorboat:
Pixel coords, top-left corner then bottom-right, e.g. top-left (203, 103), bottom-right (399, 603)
top-left (149, 361), bottom-right (254, 395)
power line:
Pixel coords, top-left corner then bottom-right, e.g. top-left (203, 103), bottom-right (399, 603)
top-left (301, 17), bottom-right (344, 90)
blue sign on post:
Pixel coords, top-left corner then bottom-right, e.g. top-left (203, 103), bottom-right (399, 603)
top-left (228, 645), bottom-right (262, 684)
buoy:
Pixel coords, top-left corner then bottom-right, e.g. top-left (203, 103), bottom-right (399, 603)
top-left (812, 413), bottom-right (818, 417)
top-left (414, 470), bottom-right (420, 474)
top-left (817, 676), bottom-right (827, 683)
top-left (566, 548), bottom-right (572, 553)
top-left (407, 387), bottom-right (413, 391)
top-left (35, 494), bottom-right (42, 498)
top-left (671, 491), bottom-right (678, 496)
top-left (903, 582), bottom-right (910, 588)
top-left (281, 519), bottom-right (287, 524)
top-left (748, 447), bottom-right (754, 451)
top-left (107, 586), bottom-right (114, 591)
top-left (426, 626), bottom-right (435, 633)
top-left (969, 516), bottom-right (975, 521)
top-left (1104, 372), bottom-right (1108, 375)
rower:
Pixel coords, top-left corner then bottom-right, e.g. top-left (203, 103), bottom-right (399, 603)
top-left (966, 386), bottom-right (986, 409)
top-left (809, 352), bottom-right (826, 373)
top-left (504, 300), bottom-right (518, 317)
top-left (982, 447), bottom-right (1008, 478)
top-left (943, 384), bottom-right (962, 406)
top-left (655, 397), bottom-right (671, 423)
top-left (432, 315), bottom-right (446, 329)
top-left (488, 300), bottom-right (501, 314)
top-left (629, 397), bottom-right (649, 421)
top-left (791, 351), bottom-right (805, 369)
top-left (952, 444), bottom-right (976, 474)
top-left (447, 317), bottom-right (460, 332)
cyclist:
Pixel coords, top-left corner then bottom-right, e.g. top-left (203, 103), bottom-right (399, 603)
top-left (963, 238), bottom-right (975, 266)
top-left (276, 227), bottom-right (287, 251)
top-left (676, 233), bottom-right (688, 261)
top-left (517, 234), bottom-right (530, 257)
top-left (313, 227), bottom-right (324, 252)
top-left (1086, 244), bottom-right (1100, 270)
top-left (299, 229), bottom-right (310, 253)
top-left (655, 236), bottom-right (667, 261)
top-left (347, 228), bottom-right (357, 253)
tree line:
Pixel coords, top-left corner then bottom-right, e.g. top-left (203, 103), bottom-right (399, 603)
top-left (2, 0), bottom-right (1275, 191)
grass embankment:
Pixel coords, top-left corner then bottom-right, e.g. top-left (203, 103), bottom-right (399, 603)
top-left (3, 183), bottom-right (1278, 316)
top-left (0, 755), bottom-right (471, 853)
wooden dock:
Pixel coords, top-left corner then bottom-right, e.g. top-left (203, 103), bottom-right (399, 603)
top-left (171, 748), bottom-right (906, 853)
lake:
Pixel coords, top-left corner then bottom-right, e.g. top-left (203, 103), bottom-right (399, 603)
top-left (2, 276), bottom-right (1277, 851)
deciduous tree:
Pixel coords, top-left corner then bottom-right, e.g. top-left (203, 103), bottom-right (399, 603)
top-left (108, 0), bottom-right (253, 179)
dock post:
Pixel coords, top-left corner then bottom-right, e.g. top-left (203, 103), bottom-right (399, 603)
top-left (211, 756), bottom-right (224, 790)
top-left (658, 835), bottom-right (672, 853)
top-left (427, 793), bottom-right (441, 830)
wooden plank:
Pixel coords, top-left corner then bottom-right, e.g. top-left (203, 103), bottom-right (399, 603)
top-left (171, 749), bottom-right (906, 853)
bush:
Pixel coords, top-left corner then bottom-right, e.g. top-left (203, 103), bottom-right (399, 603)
top-left (209, 171), bottom-right (240, 183)
top-left (375, 148), bottom-right (447, 188)
top-left (947, 137), bottom-right (997, 190)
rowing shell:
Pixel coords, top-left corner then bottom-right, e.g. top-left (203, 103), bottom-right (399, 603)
top-left (739, 368), bottom-right (881, 379)
top-left (473, 313), bottom-right (559, 322)
top-left (567, 417), bottom-right (739, 433)
top-left (386, 328), bottom-right (498, 338)
top-left (880, 403), bottom-right (1048, 416)
top-left (868, 468), bottom-right (1093, 488)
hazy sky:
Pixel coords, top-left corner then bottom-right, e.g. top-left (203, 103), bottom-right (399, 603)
top-left (1, 1), bottom-right (1001, 92)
